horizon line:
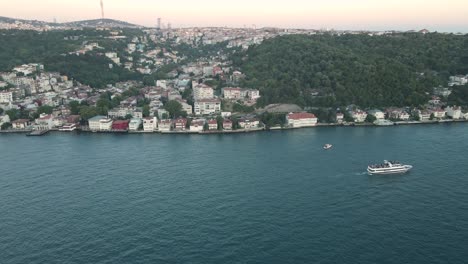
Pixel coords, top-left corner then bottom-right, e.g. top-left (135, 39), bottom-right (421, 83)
top-left (1, 15), bottom-right (467, 34)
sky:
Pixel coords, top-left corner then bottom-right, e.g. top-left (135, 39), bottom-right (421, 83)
top-left (1, 0), bottom-right (468, 32)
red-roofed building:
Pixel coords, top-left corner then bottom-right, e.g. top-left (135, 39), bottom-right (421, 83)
top-left (12, 119), bottom-right (32, 130)
top-left (286, 112), bottom-right (318, 128)
top-left (174, 118), bottom-right (187, 131)
top-left (208, 119), bottom-right (218, 130)
top-left (112, 120), bottom-right (130, 130)
top-left (223, 119), bottom-right (233, 130)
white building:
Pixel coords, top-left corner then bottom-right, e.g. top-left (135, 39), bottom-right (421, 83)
top-left (143, 117), bottom-right (158, 132)
top-left (336, 113), bottom-right (344, 123)
top-left (194, 99), bottom-right (221, 115)
top-left (190, 119), bottom-right (205, 132)
top-left (223, 87), bottom-right (243, 99)
top-left (368, 109), bottom-right (385, 120)
top-left (35, 114), bottom-right (55, 130)
top-left (449, 75), bottom-right (468, 86)
top-left (108, 107), bottom-right (143, 119)
top-left (350, 110), bottom-right (368, 123)
top-left (177, 100), bottom-right (193, 115)
top-left (432, 109), bottom-right (446, 119)
top-left (193, 83), bottom-right (214, 100)
top-left (238, 118), bottom-right (260, 129)
top-left (129, 118), bottom-right (142, 131)
top-left (0, 91), bottom-right (13, 103)
top-left (286, 112), bottom-right (318, 128)
top-left (158, 119), bottom-right (172, 132)
top-left (446, 106), bottom-right (462, 119)
top-left (417, 110), bottom-right (431, 121)
top-left (245, 89), bottom-right (260, 100)
top-left (0, 114), bottom-right (10, 129)
top-left (88, 116), bottom-right (113, 131)
top-left (105, 52), bottom-right (120, 65)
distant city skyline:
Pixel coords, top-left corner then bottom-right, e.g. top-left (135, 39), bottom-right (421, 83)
top-left (1, 0), bottom-right (468, 32)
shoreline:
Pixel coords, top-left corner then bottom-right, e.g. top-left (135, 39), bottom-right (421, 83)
top-left (1, 119), bottom-right (467, 135)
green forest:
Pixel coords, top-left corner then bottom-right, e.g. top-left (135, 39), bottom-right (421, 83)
top-left (0, 29), bottom-right (141, 88)
top-left (234, 33), bottom-right (468, 108)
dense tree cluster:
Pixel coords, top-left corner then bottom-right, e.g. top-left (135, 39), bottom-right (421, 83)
top-left (234, 33), bottom-right (468, 108)
top-left (45, 53), bottom-right (141, 88)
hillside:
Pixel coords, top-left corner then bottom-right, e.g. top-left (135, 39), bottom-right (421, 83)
top-left (234, 33), bottom-right (468, 108)
top-left (62, 19), bottom-right (142, 28)
top-left (0, 16), bottom-right (142, 29)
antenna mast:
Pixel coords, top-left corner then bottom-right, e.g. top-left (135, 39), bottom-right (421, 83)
top-left (100, 0), bottom-right (105, 19)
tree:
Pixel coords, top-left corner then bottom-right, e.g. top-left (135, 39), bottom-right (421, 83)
top-left (142, 105), bottom-right (150, 117)
top-left (36, 105), bottom-right (54, 115)
top-left (216, 116), bottom-right (224, 130)
top-left (430, 113), bottom-right (435, 120)
top-left (5, 109), bottom-right (19, 121)
top-left (1, 122), bottom-right (11, 130)
top-left (365, 114), bottom-right (377, 123)
top-left (0, 107), bottom-right (3, 115)
top-left (69, 101), bottom-right (80, 115)
top-left (164, 100), bottom-right (183, 118)
top-left (79, 106), bottom-right (99, 120)
top-left (125, 114), bottom-right (133, 120)
top-left (343, 112), bottom-right (354, 122)
top-left (162, 113), bottom-right (169, 119)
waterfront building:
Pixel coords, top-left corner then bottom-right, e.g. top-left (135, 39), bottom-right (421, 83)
top-left (190, 119), bottom-right (205, 132)
top-left (112, 120), bottom-right (130, 131)
top-left (143, 117), bottom-right (158, 132)
top-left (208, 119), bottom-right (218, 130)
top-left (158, 119), bottom-right (172, 132)
top-left (194, 99), bottom-right (221, 116)
top-left (223, 119), bottom-right (233, 130)
top-left (286, 112), bottom-right (318, 128)
top-left (88, 116), bottom-right (113, 131)
top-left (34, 114), bottom-right (55, 130)
top-left (129, 118), bottom-right (142, 131)
top-left (446, 106), bottom-right (462, 119)
top-left (368, 109), bottom-right (385, 120)
top-left (350, 110), bottom-right (368, 123)
top-left (432, 108), bottom-right (446, 119)
top-left (417, 110), bottom-right (431, 121)
top-left (12, 119), bottom-right (32, 130)
top-left (336, 113), bottom-right (344, 123)
top-left (238, 118), bottom-right (260, 129)
top-left (173, 118), bottom-right (187, 131)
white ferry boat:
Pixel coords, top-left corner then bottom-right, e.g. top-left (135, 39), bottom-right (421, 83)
top-left (323, 144), bottom-right (333, 150)
top-left (367, 160), bottom-right (412, 175)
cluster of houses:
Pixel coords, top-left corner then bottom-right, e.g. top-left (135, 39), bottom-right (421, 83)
top-left (85, 115), bottom-right (262, 133)
top-left (344, 106), bottom-right (468, 123)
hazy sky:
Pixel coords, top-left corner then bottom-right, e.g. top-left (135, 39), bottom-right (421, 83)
top-left (1, 0), bottom-right (468, 32)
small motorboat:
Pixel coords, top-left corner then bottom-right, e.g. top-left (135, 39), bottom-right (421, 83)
top-left (323, 144), bottom-right (333, 150)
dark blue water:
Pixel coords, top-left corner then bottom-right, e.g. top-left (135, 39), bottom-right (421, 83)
top-left (1, 124), bottom-right (468, 264)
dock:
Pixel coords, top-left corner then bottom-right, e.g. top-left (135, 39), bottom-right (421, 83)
top-left (26, 130), bottom-right (50, 136)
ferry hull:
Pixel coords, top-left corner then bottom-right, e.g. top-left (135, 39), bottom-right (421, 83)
top-left (367, 165), bottom-right (412, 175)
